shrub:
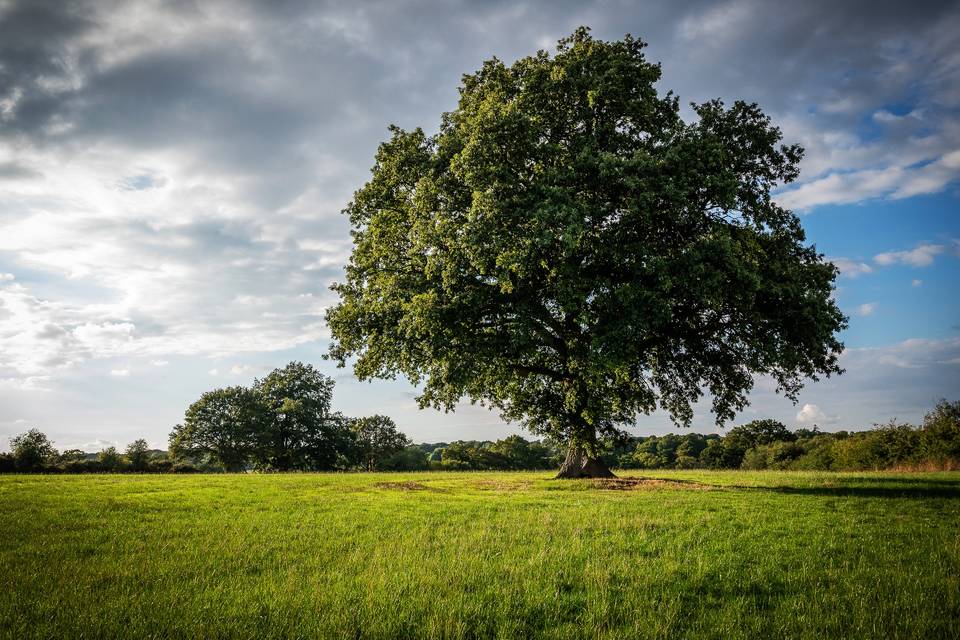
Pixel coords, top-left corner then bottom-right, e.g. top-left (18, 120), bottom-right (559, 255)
top-left (920, 399), bottom-right (960, 463)
top-left (0, 453), bottom-right (15, 473)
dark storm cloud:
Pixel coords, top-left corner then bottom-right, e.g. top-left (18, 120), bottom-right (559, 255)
top-left (0, 161), bottom-right (41, 179)
top-left (4, 0), bottom-right (957, 187)
top-left (1, 0), bottom-right (957, 278)
top-left (0, 0), bottom-right (92, 88)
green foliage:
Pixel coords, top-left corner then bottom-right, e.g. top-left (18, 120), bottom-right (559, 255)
top-left (59, 449), bottom-right (87, 464)
top-left (921, 399), bottom-right (960, 462)
top-left (7, 399), bottom-right (959, 474)
top-left (327, 28), bottom-right (845, 460)
top-left (741, 441), bottom-right (804, 470)
top-left (168, 362), bottom-right (361, 472)
top-left (351, 414), bottom-right (409, 471)
top-left (720, 419), bottom-right (793, 468)
top-left (97, 446), bottom-right (123, 472)
top-left (171, 385), bottom-right (263, 471)
top-left (254, 362), bottom-right (352, 471)
top-left (488, 435), bottom-right (555, 470)
top-left (125, 439), bottom-right (151, 471)
top-left (429, 437), bottom-right (557, 471)
top-left (9, 428), bottom-right (58, 471)
top-left (377, 445), bottom-right (430, 471)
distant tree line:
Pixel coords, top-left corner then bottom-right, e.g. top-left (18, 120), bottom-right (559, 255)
top-left (604, 400), bottom-right (959, 471)
top-left (2, 387), bottom-right (957, 474)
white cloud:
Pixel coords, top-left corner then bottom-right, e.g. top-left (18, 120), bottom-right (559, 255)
top-left (230, 364), bottom-right (253, 375)
top-left (0, 375), bottom-right (52, 391)
top-left (875, 243), bottom-right (946, 267)
top-left (775, 152), bottom-right (960, 210)
top-left (855, 303), bottom-right (877, 317)
top-left (796, 403), bottom-right (827, 424)
top-left (912, 279), bottom-right (923, 287)
top-left (677, 0), bottom-right (755, 45)
top-left (208, 368), bottom-right (220, 376)
top-left (830, 258), bottom-right (873, 278)
top-left (872, 109), bottom-right (921, 124)
top-left (109, 369), bottom-right (130, 377)
top-left (75, 439), bottom-right (117, 452)
top-left (846, 337), bottom-right (960, 370)
top-left (0, 273), bottom-right (13, 281)
top-left (0, 276), bottom-right (327, 387)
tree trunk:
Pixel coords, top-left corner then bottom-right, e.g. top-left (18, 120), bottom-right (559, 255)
top-left (555, 443), bottom-right (615, 479)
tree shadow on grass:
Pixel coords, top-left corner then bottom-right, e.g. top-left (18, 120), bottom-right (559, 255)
top-left (723, 481), bottom-right (960, 499)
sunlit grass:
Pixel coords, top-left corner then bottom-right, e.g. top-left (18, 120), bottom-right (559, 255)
top-left (2, 470), bottom-right (958, 639)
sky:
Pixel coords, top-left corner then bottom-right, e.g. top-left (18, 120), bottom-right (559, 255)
top-left (1, 0), bottom-right (958, 451)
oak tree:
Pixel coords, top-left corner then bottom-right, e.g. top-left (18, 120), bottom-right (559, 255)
top-left (326, 28), bottom-right (845, 477)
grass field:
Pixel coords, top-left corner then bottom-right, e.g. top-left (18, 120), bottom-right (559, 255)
top-left (2, 470), bottom-right (959, 639)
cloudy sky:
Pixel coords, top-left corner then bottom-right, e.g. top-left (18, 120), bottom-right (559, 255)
top-left (1, 0), bottom-right (958, 451)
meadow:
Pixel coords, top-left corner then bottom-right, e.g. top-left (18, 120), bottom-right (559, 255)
top-left (2, 470), bottom-right (958, 639)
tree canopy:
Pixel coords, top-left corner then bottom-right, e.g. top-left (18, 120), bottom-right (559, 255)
top-left (170, 386), bottom-right (264, 471)
top-left (351, 414), bottom-right (409, 471)
top-left (9, 428), bottom-right (58, 471)
top-left (326, 28), bottom-right (846, 477)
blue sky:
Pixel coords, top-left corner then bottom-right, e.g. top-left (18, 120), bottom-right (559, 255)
top-left (0, 0), bottom-right (958, 450)
top-left (804, 193), bottom-right (960, 346)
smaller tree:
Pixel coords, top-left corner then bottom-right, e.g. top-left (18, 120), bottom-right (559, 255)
top-left (0, 453), bottom-right (15, 473)
top-left (59, 449), bottom-right (88, 463)
top-left (171, 386), bottom-right (264, 471)
top-left (10, 428), bottom-right (58, 471)
top-left (489, 435), bottom-right (553, 470)
top-left (699, 439), bottom-right (728, 469)
top-left (351, 415), bottom-right (409, 471)
top-left (721, 419), bottom-right (793, 468)
top-left (253, 362), bottom-right (353, 471)
top-left (98, 446), bottom-right (123, 472)
top-left (125, 439), bottom-right (151, 471)
top-left (379, 445), bottom-right (430, 471)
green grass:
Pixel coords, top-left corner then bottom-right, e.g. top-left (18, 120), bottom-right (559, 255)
top-left (2, 470), bottom-right (958, 639)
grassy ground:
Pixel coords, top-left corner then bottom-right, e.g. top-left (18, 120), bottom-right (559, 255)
top-left (1, 470), bottom-right (958, 639)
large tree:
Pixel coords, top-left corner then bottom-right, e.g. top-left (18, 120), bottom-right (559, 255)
top-left (326, 28), bottom-right (845, 478)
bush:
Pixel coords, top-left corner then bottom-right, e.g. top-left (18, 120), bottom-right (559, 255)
top-left (0, 453), bottom-right (15, 473)
top-left (149, 457), bottom-right (175, 473)
top-left (831, 423), bottom-right (921, 470)
top-left (789, 436), bottom-right (836, 470)
top-left (741, 446), bottom-right (771, 470)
